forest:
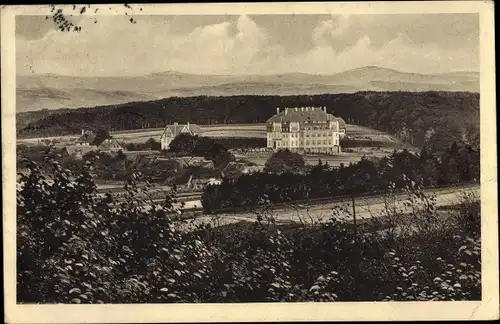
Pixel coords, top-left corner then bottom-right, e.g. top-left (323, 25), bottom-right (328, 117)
top-left (18, 91), bottom-right (479, 152)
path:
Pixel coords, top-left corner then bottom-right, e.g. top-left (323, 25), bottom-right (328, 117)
top-left (177, 185), bottom-right (479, 230)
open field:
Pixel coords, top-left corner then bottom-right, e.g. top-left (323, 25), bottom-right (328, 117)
top-left (109, 124), bottom-right (267, 142)
top-left (17, 123), bottom-right (399, 145)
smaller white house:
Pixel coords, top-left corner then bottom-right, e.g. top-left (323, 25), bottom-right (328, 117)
top-left (98, 139), bottom-right (124, 153)
top-left (65, 145), bottom-right (98, 160)
top-left (160, 122), bottom-right (203, 151)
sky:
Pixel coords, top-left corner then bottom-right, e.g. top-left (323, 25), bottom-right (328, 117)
top-left (16, 13), bottom-right (479, 76)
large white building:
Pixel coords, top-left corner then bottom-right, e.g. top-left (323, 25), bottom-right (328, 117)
top-left (266, 106), bottom-right (346, 154)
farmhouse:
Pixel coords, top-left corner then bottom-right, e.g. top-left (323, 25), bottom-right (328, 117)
top-left (98, 139), bottom-right (125, 153)
top-left (65, 145), bottom-right (98, 159)
top-left (222, 162), bottom-right (262, 180)
top-left (160, 122), bottom-right (203, 151)
top-left (266, 107), bottom-right (347, 154)
top-left (76, 129), bottom-right (96, 146)
top-left (172, 156), bottom-right (215, 169)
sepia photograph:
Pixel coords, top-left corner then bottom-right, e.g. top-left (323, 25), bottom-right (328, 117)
top-left (2, 2), bottom-right (498, 323)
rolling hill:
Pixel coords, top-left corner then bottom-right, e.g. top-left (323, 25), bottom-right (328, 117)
top-left (17, 91), bottom-right (479, 154)
top-left (16, 66), bottom-right (479, 113)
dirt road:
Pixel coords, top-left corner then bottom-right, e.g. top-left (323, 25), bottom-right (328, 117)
top-left (178, 185), bottom-right (480, 229)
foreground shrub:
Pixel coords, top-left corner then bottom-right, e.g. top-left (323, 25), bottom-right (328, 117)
top-left (17, 153), bottom-right (481, 303)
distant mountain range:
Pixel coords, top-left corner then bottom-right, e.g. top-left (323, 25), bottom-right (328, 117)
top-left (16, 66), bottom-right (479, 113)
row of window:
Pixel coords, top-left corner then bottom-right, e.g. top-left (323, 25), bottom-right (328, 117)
top-left (305, 132), bottom-right (333, 137)
top-left (269, 139), bottom-right (338, 147)
top-left (269, 132), bottom-right (337, 138)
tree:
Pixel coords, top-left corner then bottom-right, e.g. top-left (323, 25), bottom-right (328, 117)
top-left (168, 134), bottom-right (200, 154)
top-left (145, 138), bottom-right (161, 151)
top-left (264, 149), bottom-right (306, 175)
top-left (91, 128), bottom-right (110, 146)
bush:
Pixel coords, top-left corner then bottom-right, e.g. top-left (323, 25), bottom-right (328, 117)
top-left (264, 149), bottom-right (306, 175)
top-left (17, 151), bottom-right (481, 303)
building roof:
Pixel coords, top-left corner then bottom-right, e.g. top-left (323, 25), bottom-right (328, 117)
top-left (336, 117), bottom-right (347, 130)
top-left (161, 123), bottom-right (203, 139)
top-left (65, 145), bottom-right (98, 156)
top-left (222, 161), bottom-right (247, 179)
top-left (98, 139), bottom-right (124, 151)
top-left (76, 131), bottom-right (96, 144)
top-left (267, 107), bottom-right (345, 127)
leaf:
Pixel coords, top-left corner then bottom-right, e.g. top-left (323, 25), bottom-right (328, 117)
top-left (160, 288), bottom-right (169, 293)
top-left (174, 269), bottom-right (181, 276)
top-left (309, 285), bottom-right (320, 292)
top-left (271, 282), bottom-right (281, 289)
top-left (71, 298), bottom-right (81, 304)
top-left (69, 288), bottom-right (81, 295)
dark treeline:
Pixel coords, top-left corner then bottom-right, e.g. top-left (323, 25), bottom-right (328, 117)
top-left (115, 137), bottom-right (266, 152)
top-left (19, 91), bottom-right (479, 152)
top-left (123, 138), bottom-right (161, 151)
top-left (202, 143), bottom-right (480, 214)
top-left (167, 133), bottom-right (235, 169)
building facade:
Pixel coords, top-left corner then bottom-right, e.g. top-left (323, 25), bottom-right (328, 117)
top-left (98, 139), bottom-right (124, 153)
top-left (160, 122), bottom-right (202, 151)
top-left (266, 106), bottom-right (346, 154)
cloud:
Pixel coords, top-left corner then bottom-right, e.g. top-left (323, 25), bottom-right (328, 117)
top-left (16, 14), bottom-right (479, 77)
top-left (168, 15), bottom-right (277, 74)
top-left (312, 15), bottom-right (350, 46)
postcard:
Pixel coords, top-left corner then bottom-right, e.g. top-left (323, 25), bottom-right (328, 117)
top-left (2, 2), bottom-right (498, 323)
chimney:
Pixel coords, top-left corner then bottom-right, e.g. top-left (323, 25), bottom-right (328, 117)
top-left (174, 122), bottom-right (178, 126)
top-left (81, 129), bottom-right (84, 136)
top-left (294, 107), bottom-right (298, 111)
top-left (301, 107), bottom-right (304, 111)
top-left (323, 106), bottom-right (327, 113)
top-left (276, 107), bottom-right (280, 115)
top-left (305, 107), bottom-right (308, 111)
top-left (187, 121), bottom-right (190, 127)
top-left (285, 108), bottom-right (288, 115)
